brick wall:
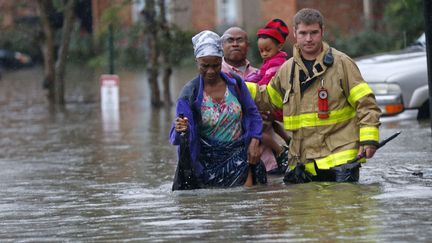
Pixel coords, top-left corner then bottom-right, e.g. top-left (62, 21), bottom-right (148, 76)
top-left (0, 0), bottom-right (14, 29)
top-left (260, 0), bottom-right (297, 28)
top-left (297, 0), bottom-right (365, 35)
top-left (260, 0), bottom-right (297, 45)
top-left (171, 0), bottom-right (193, 30)
top-left (191, 0), bottom-right (216, 31)
top-left (0, 0), bottom-right (38, 30)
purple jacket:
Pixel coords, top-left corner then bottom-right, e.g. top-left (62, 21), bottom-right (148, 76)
top-left (169, 72), bottom-right (263, 178)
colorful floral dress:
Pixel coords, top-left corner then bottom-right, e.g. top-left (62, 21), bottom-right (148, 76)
top-left (200, 88), bottom-right (243, 141)
top-left (198, 88), bottom-right (249, 187)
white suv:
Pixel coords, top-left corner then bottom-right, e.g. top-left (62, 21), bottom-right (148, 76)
top-left (356, 34), bottom-right (428, 120)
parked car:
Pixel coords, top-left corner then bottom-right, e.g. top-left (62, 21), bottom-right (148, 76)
top-left (356, 33), bottom-right (428, 120)
top-left (0, 49), bottom-right (33, 69)
top-left (0, 49), bottom-right (33, 79)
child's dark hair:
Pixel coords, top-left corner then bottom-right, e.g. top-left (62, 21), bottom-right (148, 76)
top-left (257, 34), bottom-right (281, 45)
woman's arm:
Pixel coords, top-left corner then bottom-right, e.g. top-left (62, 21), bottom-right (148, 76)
top-left (238, 78), bottom-right (263, 141)
top-left (169, 99), bottom-right (195, 145)
top-left (237, 78), bottom-right (263, 164)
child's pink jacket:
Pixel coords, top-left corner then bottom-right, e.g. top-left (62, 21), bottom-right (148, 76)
top-left (246, 51), bottom-right (288, 121)
top-left (246, 51), bottom-right (288, 85)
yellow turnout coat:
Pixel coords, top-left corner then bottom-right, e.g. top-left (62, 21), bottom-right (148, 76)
top-left (251, 42), bottom-right (381, 175)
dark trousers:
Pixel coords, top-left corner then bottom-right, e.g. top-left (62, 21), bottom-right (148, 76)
top-left (313, 163), bottom-right (360, 182)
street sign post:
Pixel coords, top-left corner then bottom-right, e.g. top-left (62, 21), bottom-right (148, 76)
top-left (100, 74), bottom-right (120, 132)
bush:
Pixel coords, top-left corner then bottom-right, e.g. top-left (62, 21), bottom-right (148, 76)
top-left (329, 28), bottom-right (395, 58)
top-left (384, 0), bottom-right (424, 45)
top-left (0, 19), bottom-right (42, 62)
top-left (0, 18), bottom-right (195, 70)
top-left (85, 23), bottom-right (195, 70)
top-left (329, 0), bottom-right (424, 58)
top-left (67, 25), bottom-right (95, 64)
top-left (164, 26), bottom-right (195, 66)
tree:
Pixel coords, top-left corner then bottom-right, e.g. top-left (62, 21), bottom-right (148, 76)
top-left (384, 0), bottom-right (424, 46)
top-left (142, 0), bottom-right (174, 107)
top-left (37, 0), bottom-right (76, 105)
top-left (331, 0), bottom-right (425, 57)
top-left (142, 0), bottom-right (162, 107)
top-left (158, 0), bottom-right (173, 106)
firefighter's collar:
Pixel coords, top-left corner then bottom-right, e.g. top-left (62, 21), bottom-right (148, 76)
top-left (293, 42), bottom-right (331, 81)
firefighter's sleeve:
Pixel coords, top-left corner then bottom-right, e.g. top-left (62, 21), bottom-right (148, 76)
top-left (266, 67), bottom-right (286, 115)
top-left (343, 56), bottom-right (381, 147)
top-left (245, 82), bottom-right (273, 117)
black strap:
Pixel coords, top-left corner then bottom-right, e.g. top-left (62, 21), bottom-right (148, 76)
top-left (289, 60), bottom-right (296, 93)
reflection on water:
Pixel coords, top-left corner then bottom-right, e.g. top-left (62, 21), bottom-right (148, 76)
top-left (0, 66), bottom-right (432, 242)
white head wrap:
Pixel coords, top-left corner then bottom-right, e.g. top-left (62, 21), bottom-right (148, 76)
top-left (192, 30), bottom-right (223, 58)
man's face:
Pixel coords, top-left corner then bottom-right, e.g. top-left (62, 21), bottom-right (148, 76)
top-left (222, 29), bottom-right (249, 64)
top-left (294, 22), bottom-right (323, 58)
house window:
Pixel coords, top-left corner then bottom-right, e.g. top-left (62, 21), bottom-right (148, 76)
top-left (217, 0), bottom-right (240, 30)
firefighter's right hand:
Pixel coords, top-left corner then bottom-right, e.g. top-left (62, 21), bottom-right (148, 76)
top-left (175, 116), bottom-right (188, 133)
top-left (358, 145), bottom-right (377, 159)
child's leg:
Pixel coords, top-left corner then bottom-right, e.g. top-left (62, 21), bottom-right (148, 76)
top-left (272, 121), bottom-right (291, 145)
top-left (262, 128), bottom-right (284, 156)
top-left (262, 125), bottom-right (289, 174)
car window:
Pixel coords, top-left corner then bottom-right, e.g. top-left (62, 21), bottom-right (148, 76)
top-left (415, 33), bottom-right (425, 47)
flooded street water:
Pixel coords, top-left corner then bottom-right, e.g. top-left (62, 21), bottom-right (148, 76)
top-left (1, 66), bottom-right (431, 242)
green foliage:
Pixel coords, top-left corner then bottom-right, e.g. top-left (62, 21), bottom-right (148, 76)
top-left (113, 22), bottom-right (148, 69)
top-left (0, 20), bottom-right (42, 62)
top-left (4, 1), bottom-right (424, 68)
top-left (100, 4), bottom-right (123, 31)
top-left (162, 26), bottom-right (195, 66)
top-left (67, 25), bottom-right (94, 64)
top-left (384, 0), bottom-right (424, 44)
top-left (0, 1), bottom-right (193, 74)
top-left (330, 28), bottom-right (394, 58)
top-left (328, 0), bottom-right (424, 58)
top-left (84, 23), bottom-right (195, 70)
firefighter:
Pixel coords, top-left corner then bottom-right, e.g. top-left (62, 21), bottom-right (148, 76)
top-left (265, 8), bottom-right (381, 182)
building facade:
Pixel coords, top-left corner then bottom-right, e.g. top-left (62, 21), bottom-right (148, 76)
top-left (170, 0), bottom-right (386, 37)
top-left (0, 0), bottom-right (386, 40)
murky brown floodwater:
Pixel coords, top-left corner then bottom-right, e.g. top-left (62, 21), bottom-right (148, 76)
top-left (1, 65), bottom-right (432, 242)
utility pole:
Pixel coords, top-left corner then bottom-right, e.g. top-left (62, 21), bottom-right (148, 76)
top-left (108, 24), bottom-right (115, 74)
top-left (423, 0), bottom-right (432, 133)
top-left (424, 0), bottom-right (432, 133)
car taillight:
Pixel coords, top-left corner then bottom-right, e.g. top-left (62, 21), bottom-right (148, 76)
top-left (374, 93), bottom-right (404, 116)
top-left (384, 103), bottom-right (404, 114)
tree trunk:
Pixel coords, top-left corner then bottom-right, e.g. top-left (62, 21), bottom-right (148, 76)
top-left (158, 0), bottom-right (173, 106)
top-left (162, 67), bottom-right (172, 106)
top-left (143, 0), bottom-right (162, 107)
top-left (37, 0), bottom-right (76, 106)
top-left (55, 0), bottom-right (76, 105)
top-left (37, 0), bottom-right (56, 103)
